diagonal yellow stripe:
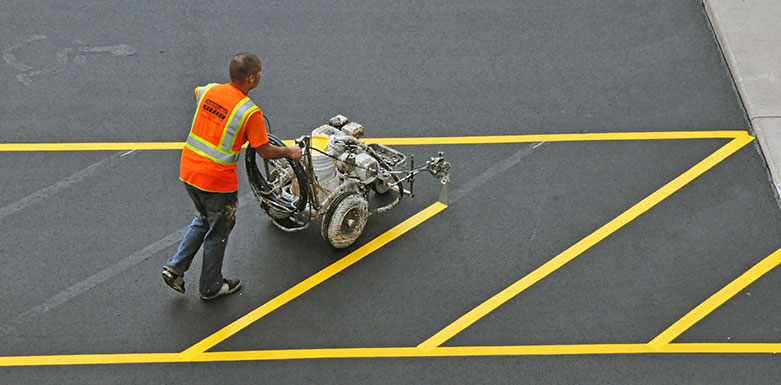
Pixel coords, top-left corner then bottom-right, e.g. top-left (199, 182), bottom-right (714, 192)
top-left (180, 201), bottom-right (449, 357)
top-left (417, 132), bottom-right (755, 351)
top-left (647, 247), bottom-right (781, 349)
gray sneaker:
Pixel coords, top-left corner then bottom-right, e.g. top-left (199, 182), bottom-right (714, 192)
top-left (162, 268), bottom-right (185, 294)
top-left (200, 278), bottom-right (242, 300)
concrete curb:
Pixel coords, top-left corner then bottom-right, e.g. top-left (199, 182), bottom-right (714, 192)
top-left (753, 118), bottom-right (781, 194)
top-left (703, 0), bottom-right (781, 201)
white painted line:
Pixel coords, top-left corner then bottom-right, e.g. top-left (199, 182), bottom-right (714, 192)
top-left (0, 192), bottom-right (253, 335)
top-left (0, 151), bottom-right (135, 222)
top-left (449, 142), bottom-right (546, 204)
top-left (0, 142), bottom-right (544, 334)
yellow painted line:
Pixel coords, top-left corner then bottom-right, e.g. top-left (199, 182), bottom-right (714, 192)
top-left (193, 343), bottom-right (781, 361)
top-left (365, 131), bottom-right (747, 145)
top-left (0, 131), bottom-right (746, 152)
top-left (2, 343), bottom-right (780, 366)
top-left (0, 352), bottom-right (185, 367)
top-left (180, 201), bottom-right (449, 357)
top-left (648, 247), bottom-right (781, 349)
top-left (0, 142), bottom-right (186, 152)
top-left (417, 132), bottom-right (755, 352)
top-left (0, 129), bottom-right (766, 368)
top-left (194, 345), bottom-right (654, 361)
top-left (655, 343), bottom-right (781, 354)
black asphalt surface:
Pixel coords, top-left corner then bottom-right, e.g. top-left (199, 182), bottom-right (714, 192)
top-left (2, 0), bottom-right (780, 384)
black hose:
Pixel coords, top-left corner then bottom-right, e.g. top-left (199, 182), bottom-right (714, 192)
top-left (245, 133), bottom-right (310, 222)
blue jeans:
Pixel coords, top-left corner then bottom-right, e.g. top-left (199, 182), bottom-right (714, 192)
top-left (166, 183), bottom-right (238, 296)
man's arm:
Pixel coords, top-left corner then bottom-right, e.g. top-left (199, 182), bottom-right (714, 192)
top-left (244, 110), bottom-right (302, 160)
top-left (255, 142), bottom-right (302, 160)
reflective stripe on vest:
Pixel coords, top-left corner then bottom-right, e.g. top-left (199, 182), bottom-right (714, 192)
top-left (196, 83), bottom-right (218, 104)
top-left (185, 134), bottom-right (240, 165)
top-left (220, 97), bottom-right (258, 152)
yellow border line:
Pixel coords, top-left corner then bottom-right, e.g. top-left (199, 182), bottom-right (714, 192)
top-left (180, 201), bottom-right (448, 357)
top-left (417, 132), bottom-right (755, 351)
top-left (364, 131), bottom-right (747, 145)
top-left (193, 343), bottom-right (781, 361)
top-left (648, 247), bottom-right (781, 349)
top-left (2, 343), bottom-right (780, 367)
top-left (0, 142), bottom-right (187, 151)
top-left (2, 130), bottom-right (777, 368)
top-left (0, 353), bottom-right (184, 367)
top-left (0, 131), bottom-right (747, 152)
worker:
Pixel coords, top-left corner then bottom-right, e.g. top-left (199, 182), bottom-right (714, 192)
top-left (162, 53), bottom-right (302, 300)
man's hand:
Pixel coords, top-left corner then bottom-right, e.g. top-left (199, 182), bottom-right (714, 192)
top-left (255, 142), bottom-right (301, 160)
top-left (287, 145), bottom-right (302, 160)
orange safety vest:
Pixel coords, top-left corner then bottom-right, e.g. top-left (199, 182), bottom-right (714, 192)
top-left (180, 83), bottom-right (261, 192)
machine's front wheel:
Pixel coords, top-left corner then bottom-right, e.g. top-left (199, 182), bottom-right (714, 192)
top-left (321, 192), bottom-right (369, 249)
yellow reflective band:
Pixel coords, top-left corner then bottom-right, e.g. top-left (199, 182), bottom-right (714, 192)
top-left (184, 143), bottom-right (233, 166)
top-left (230, 106), bottom-right (260, 151)
top-left (185, 134), bottom-right (238, 165)
top-left (196, 83), bottom-right (218, 104)
top-left (219, 97), bottom-right (251, 151)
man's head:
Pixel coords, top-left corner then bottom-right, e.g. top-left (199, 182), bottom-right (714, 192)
top-left (229, 53), bottom-right (262, 91)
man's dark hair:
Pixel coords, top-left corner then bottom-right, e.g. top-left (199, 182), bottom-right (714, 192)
top-left (229, 53), bottom-right (261, 82)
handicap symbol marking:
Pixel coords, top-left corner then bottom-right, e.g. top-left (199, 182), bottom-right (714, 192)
top-left (2, 35), bottom-right (136, 85)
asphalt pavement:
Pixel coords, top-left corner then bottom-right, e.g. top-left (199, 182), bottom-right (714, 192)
top-left (1, 1), bottom-right (779, 384)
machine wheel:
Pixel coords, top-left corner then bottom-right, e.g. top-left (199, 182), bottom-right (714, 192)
top-left (321, 192), bottom-right (369, 249)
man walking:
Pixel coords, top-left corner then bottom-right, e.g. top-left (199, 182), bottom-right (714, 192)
top-left (163, 53), bottom-right (301, 300)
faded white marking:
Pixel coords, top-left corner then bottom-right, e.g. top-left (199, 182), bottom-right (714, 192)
top-left (449, 142), bottom-right (546, 204)
top-left (16, 47), bottom-right (71, 85)
top-left (0, 192), bottom-right (253, 335)
top-left (0, 150), bottom-right (136, 221)
top-left (2, 34), bottom-right (46, 72)
top-left (0, 225), bottom-right (188, 334)
top-left (78, 44), bottom-right (136, 56)
top-left (3, 35), bottom-right (136, 85)
top-left (3, 35), bottom-right (68, 85)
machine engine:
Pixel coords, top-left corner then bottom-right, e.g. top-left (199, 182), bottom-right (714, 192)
top-left (246, 115), bottom-right (450, 249)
